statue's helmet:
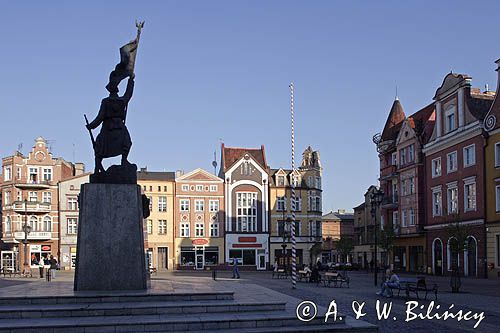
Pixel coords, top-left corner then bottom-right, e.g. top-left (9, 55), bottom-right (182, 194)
top-left (106, 71), bottom-right (120, 93)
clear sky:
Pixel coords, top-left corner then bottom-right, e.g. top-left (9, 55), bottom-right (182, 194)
top-left (2, 1), bottom-right (500, 212)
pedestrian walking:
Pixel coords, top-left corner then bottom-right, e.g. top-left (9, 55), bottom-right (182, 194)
top-left (37, 256), bottom-right (44, 279)
top-left (49, 255), bottom-right (58, 279)
top-left (231, 257), bottom-right (240, 279)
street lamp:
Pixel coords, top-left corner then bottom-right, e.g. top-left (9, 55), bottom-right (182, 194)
top-left (22, 199), bottom-right (32, 272)
top-left (370, 188), bottom-right (384, 287)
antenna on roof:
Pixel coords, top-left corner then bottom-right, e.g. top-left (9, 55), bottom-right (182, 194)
top-left (17, 143), bottom-right (23, 152)
top-left (395, 84), bottom-right (399, 101)
top-left (212, 151), bottom-right (218, 175)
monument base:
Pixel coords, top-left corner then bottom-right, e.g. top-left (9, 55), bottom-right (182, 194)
top-left (74, 183), bottom-right (147, 291)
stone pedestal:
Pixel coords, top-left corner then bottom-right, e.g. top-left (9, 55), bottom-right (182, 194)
top-left (74, 183), bottom-right (147, 291)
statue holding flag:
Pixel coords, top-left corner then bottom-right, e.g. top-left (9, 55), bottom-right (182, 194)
top-left (86, 21), bottom-right (144, 183)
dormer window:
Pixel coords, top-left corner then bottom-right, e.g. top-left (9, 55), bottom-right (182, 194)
top-left (277, 175), bottom-right (285, 187)
top-left (445, 104), bottom-right (456, 133)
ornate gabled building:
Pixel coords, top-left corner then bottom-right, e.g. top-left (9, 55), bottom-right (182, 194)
top-left (269, 146), bottom-right (323, 268)
top-left (220, 144), bottom-right (270, 270)
top-left (423, 73), bottom-right (494, 278)
top-left (482, 59), bottom-right (500, 278)
top-left (376, 98), bottom-right (435, 272)
top-left (1, 137), bottom-right (84, 272)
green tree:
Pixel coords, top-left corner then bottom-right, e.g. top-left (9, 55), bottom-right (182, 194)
top-left (446, 221), bottom-right (471, 292)
top-left (378, 228), bottom-right (395, 268)
top-left (336, 237), bottom-right (354, 264)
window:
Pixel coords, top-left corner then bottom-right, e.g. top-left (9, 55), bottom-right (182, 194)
top-left (447, 186), bottom-right (458, 214)
top-left (445, 105), bottom-right (456, 133)
top-left (401, 210), bottom-right (407, 227)
top-left (43, 216), bottom-right (51, 232)
top-left (210, 223), bottom-right (219, 237)
top-left (292, 196), bottom-right (301, 211)
top-left (496, 185), bottom-right (500, 213)
top-left (463, 145), bottom-right (476, 167)
top-left (209, 200), bottom-right (219, 212)
top-left (42, 192), bottom-right (51, 203)
top-left (16, 191), bottom-right (21, 201)
top-left (204, 247), bottom-right (219, 265)
top-left (391, 152), bottom-right (397, 166)
top-left (180, 199), bottom-right (190, 211)
top-left (401, 180), bottom-right (407, 196)
top-left (158, 196), bottom-right (167, 212)
top-left (400, 148), bottom-right (406, 165)
top-left (292, 175), bottom-right (300, 187)
top-left (196, 185), bottom-right (203, 192)
top-left (164, 186), bottom-right (167, 192)
top-left (5, 216), bottom-right (11, 232)
top-left (408, 145), bottom-right (415, 162)
top-left (148, 196), bottom-right (153, 211)
top-left (209, 185), bottom-right (217, 192)
top-left (28, 216), bottom-right (37, 231)
top-left (496, 143), bottom-right (500, 168)
top-left (4, 191), bottom-right (10, 205)
top-left (180, 223), bottom-right (190, 237)
top-left (157, 186), bottom-right (161, 192)
top-left (229, 249), bottom-right (256, 265)
top-left (67, 218), bottom-right (78, 234)
top-left (409, 177), bottom-right (415, 194)
top-left (409, 209), bottom-right (415, 225)
top-left (447, 237), bottom-right (459, 270)
top-left (464, 180), bottom-right (477, 211)
top-left (392, 211), bottom-right (399, 227)
top-left (432, 158), bottom-right (441, 178)
top-left (308, 176), bottom-right (314, 187)
top-left (149, 186), bottom-right (153, 192)
top-left (195, 223), bottom-right (204, 237)
top-left (16, 167), bottom-right (21, 180)
top-left (315, 177), bottom-right (321, 189)
top-left (432, 190), bottom-right (442, 216)
top-left (4, 167), bottom-right (11, 181)
top-left (195, 199), bottom-right (204, 212)
top-left (182, 184), bottom-right (189, 192)
top-left (315, 220), bottom-right (321, 237)
top-left (276, 196), bottom-right (286, 211)
top-left (447, 151), bottom-right (457, 173)
top-left (42, 168), bottom-right (52, 181)
top-left (277, 175), bottom-right (285, 186)
top-left (28, 167), bottom-right (38, 183)
top-left (68, 197), bottom-right (78, 210)
top-left (147, 220), bottom-right (153, 234)
top-left (158, 220), bottom-right (167, 234)
top-left (142, 185), bottom-right (146, 192)
top-left (29, 191), bottom-right (38, 202)
top-left (236, 192), bottom-right (257, 232)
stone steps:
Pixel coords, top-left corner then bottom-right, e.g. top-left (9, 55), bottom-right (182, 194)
top-left (0, 300), bottom-right (286, 319)
top-left (0, 291), bottom-right (234, 305)
top-left (0, 311), bottom-right (331, 332)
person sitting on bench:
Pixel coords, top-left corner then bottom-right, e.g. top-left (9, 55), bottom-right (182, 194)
top-left (377, 269), bottom-right (400, 297)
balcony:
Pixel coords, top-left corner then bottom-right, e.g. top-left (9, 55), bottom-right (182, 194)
top-left (15, 180), bottom-right (51, 189)
top-left (12, 231), bottom-right (52, 240)
top-left (379, 165), bottom-right (398, 181)
top-left (11, 201), bottom-right (51, 213)
top-left (381, 195), bottom-right (398, 209)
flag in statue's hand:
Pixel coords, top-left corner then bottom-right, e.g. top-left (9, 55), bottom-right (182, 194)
top-left (107, 38), bottom-right (138, 90)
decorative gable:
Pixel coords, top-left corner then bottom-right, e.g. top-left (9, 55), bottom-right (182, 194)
top-left (484, 59), bottom-right (500, 132)
top-left (176, 168), bottom-right (223, 182)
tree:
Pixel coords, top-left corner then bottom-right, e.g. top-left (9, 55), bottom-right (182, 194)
top-left (336, 237), bottom-right (354, 264)
top-left (446, 221), bottom-right (471, 293)
top-left (378, 228), bottom-right (395, 268)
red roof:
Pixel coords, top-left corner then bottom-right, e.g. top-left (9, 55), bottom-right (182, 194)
top-left (221, 144), bottom-right (268, 171)
top-left (380, 99), bottom-right (406, 141)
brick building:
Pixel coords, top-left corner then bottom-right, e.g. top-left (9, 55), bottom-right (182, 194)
top-left (321, 210), bottom-right (354, 264)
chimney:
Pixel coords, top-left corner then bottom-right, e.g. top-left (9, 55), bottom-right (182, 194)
top-left (74, 163), bottom-right (85, 176)
top-left (176, 170), bottom-right (184, 178)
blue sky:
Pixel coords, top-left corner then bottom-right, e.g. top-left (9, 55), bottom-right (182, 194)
top-left (1, 1), bottom-right (500, 211)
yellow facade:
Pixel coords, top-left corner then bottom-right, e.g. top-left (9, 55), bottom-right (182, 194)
top-left (138, 177), bottom-right (175, 271)
top-left (485, 130), bottom-right (500, 278)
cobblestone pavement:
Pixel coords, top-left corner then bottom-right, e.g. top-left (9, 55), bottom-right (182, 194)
top-left (169, 270), bottom-right (500, 333)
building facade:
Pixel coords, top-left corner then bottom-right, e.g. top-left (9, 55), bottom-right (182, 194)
top-left (1, 137), bottom-right (83, 272)
top-left (423, 73), bottom-right (493, 278)
top-left (269, 147), bottom-right (323, 268)
top-left (482, 59), bottom-right (500, 279)
top-left (174, 168), bottom-right (225, 270)
top-left (220, 144), bottom-right (270, 270)
top-left (376, 98), bottom-right (435, 272)
top-left (321, 210), bottom-right (354, 264)
top-left (58, 173), bottom-right (90, 270)
top-left (138, 169), bottom-right (176, 271)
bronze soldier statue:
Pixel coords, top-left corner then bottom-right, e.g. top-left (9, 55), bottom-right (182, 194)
top-left (86, 75), bottom-right (134, 174)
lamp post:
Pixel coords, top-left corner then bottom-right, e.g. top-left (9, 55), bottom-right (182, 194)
top-left (22, 199), bottom-right (32, 271)
top-left (370, 188), bottom-right (384, 287)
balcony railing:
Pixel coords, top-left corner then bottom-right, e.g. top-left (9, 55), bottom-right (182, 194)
top-left (380, 165), bottom-right (398, 180)
top-left (381, 195), bottom-right (398, 209)
top-left (15, 180), bottom-right (51, 189)
top-left (11, 201), bottom-right (51, 213)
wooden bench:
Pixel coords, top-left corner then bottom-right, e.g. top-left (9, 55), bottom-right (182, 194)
top-left (272, 268), bottom-right (289, 279)
top-left (322, 272), bottom-right (350, 288)
top-left (298, 270), bottom-right (311, 282)
top-left (407, 277), bottom-right (438, 300)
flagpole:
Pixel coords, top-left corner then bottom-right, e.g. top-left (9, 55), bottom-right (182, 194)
top-left (290, 82), bottom-right (297, 290)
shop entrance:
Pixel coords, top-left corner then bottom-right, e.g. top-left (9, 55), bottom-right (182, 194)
top-left (158, 247), bottom-right (168, 270)
top-left (196, 247), bottom-right (204, 270)
top-left (1, 251), bottom-right (17, 272)
top-left (257, 249), bottom-right (266, 270)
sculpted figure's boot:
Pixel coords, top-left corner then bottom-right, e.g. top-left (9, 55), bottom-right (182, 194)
top-left (121, 151), bottom-right (131, 166)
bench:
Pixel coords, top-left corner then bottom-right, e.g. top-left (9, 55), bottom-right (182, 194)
top-left (322, 272), bottom-right (350, 288)
top-left (1, 268), bottom-right (21, 278)
top-left (272, 268), bottom-right (289, 279)
top-left (298, 270), bottom-right (311, 282)
top-left (407, 277), bottom-right (438, 300)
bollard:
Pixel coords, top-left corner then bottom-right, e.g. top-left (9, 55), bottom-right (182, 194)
top-left (212, 269), bottom-right (217, 280)
top-left (46, 269), bottom-right (51, 282)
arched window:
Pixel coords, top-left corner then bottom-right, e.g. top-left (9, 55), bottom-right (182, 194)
top-left (465, 236), bottom-right (477, 277)
top-left (5, 216), bottom-right (11, 232)
top-left (432, 238), bottom-right (443, 275)
top-left (447, 237), bottom-right (459, 271)
top-left (29, 216), bottom-right (38, 231)
top-left (43, 216), bottom-right (52, 232)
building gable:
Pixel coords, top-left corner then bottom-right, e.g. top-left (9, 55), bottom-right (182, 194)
top-left (176, 168), bottom-right (223, 182)
top-left (484, 59), bottom-right (500, 132)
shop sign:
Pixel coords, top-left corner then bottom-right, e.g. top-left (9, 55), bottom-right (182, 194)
top-left (30, 245), bottom-right (41, 252)
top-left (238, 237), bottom-right (257, 243)
top-left (192, 239), bottom-right (208, 246)
top-left (41, 245), bottom-right (51, 251)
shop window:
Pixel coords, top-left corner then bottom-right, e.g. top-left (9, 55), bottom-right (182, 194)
top-left (180, 247), bottom-right (195, 266)
top-left (204, 247), bottom-right (219, 266)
